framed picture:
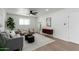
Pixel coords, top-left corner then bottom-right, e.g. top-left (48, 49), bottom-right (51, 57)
top-left (46, 17), bottom-right (51, 27)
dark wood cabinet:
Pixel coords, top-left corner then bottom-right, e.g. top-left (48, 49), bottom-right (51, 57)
top-left (42, 29), bottom-right (53, 35)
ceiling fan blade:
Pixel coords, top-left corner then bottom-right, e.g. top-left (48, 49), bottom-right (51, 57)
top-left (30, 10), bottom-right (38, 15)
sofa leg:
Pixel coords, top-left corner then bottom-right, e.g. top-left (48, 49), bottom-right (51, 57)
top-left (19, 48), bottom-right (23, 51)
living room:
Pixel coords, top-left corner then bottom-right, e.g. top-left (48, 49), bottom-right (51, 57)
top-left (0, 8), bottom-right (79, 51)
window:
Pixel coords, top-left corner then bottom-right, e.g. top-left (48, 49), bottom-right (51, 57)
top-left (19, 18), bottom-right (30, 25)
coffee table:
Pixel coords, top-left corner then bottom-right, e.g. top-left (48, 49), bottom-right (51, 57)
top-left (25, 34), bottom-right (35, 43)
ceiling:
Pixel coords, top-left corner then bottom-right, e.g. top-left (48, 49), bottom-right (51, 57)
top-left (5, 8), bottom-right (30, 16)
top-left (29, 8), bottom-right (63, 15)
top-left (5, 8), bottom-right (63, 17)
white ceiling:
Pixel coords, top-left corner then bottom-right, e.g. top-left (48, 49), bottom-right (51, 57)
top-left (29, 8), bottom-right (63, 15)
top-left (5, 8), bottom-right (30, 16)
top-left (5, 8), bottom-right (63, 17)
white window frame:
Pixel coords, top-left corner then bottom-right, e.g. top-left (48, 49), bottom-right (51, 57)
top-left (19, 18), bottom-right (30, 25)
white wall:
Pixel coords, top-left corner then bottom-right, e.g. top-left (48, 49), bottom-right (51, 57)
top-left (6, 14), bottom-right (38, 32)
top-left (69, 10), bottom-right (79, 44)
top-left (0, 8), bottom-right (6, 32)
top-left (38, 9), bottom-right (69, 41)
top-left (38, 8), bottom-right (79, 44)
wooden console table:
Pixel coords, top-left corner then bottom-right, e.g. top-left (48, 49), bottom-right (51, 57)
top-left (42, 28), bottom-right (53, 35)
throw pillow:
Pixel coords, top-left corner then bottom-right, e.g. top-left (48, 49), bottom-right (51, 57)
top-left (9, 31), bottom-right (16, 38)
top-left (1, 32), bottom-right (10, 39)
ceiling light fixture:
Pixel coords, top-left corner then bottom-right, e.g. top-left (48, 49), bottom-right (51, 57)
top-left (45, 9), bottom-right (49, 11)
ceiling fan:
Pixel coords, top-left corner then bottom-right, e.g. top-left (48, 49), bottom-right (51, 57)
top-left (29, 10), bottom-right (38, 15)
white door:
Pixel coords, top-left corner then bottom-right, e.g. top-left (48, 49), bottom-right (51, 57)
top-left (37, 22), bottom-right (41, 33)
top-left (63, 16), bottom-right (69, 41)
top-left (61, 16), bottom-right (69, 41)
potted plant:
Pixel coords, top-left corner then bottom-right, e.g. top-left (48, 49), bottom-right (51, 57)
top-left (6, 17), bottom-right (15, 31)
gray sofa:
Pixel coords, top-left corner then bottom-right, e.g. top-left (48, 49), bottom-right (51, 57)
top-left (0, 32), bottom-right (23, 51)
top-left (6, 37), bottom-right (23, 51)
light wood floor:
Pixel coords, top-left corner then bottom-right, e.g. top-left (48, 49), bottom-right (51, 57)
top-left (35, 35), bottom-right (79, 51)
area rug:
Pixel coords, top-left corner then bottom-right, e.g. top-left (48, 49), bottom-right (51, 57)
top-left (23, 33), bottom-right (55, 51)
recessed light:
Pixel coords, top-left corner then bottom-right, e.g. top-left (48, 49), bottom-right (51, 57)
top-left (45, 9), bottom-right (49, 11)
